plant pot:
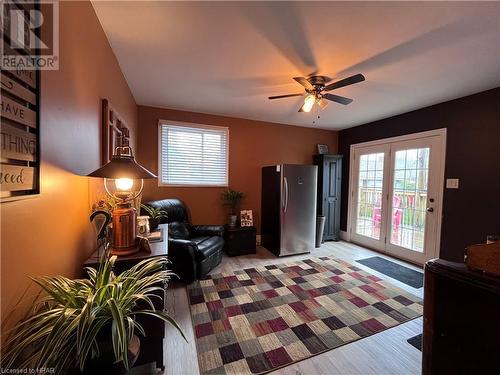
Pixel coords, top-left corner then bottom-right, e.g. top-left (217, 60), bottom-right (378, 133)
top-left (228, 215), bottom-right (238, 228)
top-left (81, 334), bottom-right (140, 375)
top-left (149, 217), bottom-right (160, 231)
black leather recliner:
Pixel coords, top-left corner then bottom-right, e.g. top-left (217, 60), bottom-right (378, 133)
top-left (141, 199), bottom-right (224, 283)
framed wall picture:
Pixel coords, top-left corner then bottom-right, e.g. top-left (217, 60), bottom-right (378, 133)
top-left (240, 210), bottom-right (254, 227)
top-left (1, 2), bottom-right (41, 202)
top-left (317, 144), bottom-right (329, 155)
top-left (101, 99), bottom-right (131, 163)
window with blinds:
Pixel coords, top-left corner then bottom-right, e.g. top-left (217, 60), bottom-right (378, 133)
top-left (159, 122), bottom-right (229, 186)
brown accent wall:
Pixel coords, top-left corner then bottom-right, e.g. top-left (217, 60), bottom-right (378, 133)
top-left (137, 106), bottom-right (338, 231)
top-left (338, 88), bottom-right (500, 262)
top-left (1, 1), bottom-right (137, 331)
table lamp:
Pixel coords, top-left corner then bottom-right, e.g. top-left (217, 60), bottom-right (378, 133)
top-left (88, 145), bottom-right (156, 255)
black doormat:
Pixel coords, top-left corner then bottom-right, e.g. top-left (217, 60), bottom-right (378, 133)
top-left (356, 256), bottom-right (424, 288)
top-left (407, 333), bottom-right (422, 351)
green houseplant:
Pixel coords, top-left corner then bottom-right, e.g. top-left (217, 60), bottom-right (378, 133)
top-left (221, 188), bottom-right (244, 227)
top-left (1, 248), bottom-right (185, 374)
top-left (140, 204), bottom-right (168, 230)
top-left (92, 195), bottom-right (118, 215)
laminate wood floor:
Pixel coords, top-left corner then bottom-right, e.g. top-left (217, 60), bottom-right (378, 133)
top-left (163, 241), bottom-right (424, 375)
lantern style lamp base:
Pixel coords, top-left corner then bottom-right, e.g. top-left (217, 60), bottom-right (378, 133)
top-left (111, 201), bottom-right (141, 256)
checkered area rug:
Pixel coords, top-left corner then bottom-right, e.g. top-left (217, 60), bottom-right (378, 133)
top-left (187, 257), bottom-right (423, 375)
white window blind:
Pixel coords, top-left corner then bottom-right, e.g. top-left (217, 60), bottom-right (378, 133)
top-left (159, 122), bottom-right (229, 186)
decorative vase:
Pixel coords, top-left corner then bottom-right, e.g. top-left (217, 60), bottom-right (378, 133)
top-left (228, 214), bottom-right (237, 228)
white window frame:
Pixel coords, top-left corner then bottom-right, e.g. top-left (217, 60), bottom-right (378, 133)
top-left (157, 120), bottom-right (229, 187)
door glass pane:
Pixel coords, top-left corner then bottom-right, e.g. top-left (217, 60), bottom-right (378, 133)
top-left (391, 147), bottom-right (430, 252)
top-left (356, 153), bottom-right (384, 240)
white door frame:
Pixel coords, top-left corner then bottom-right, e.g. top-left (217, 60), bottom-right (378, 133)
top-left (349, 143), bottom-right (391, 251)
top-left (346, 128), bottom-right (447, 265)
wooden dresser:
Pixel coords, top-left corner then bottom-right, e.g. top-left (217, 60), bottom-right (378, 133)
top-left (423, 259), bottom-right (500, 374)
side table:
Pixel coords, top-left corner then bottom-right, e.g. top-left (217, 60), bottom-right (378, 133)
top-left (83, 224), bottom-right (168, 372)
top-left (224, 225), bottom-right (257, 256)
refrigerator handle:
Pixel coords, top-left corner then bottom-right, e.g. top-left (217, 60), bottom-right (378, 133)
top-left (283, 177), bottom-right (289, 213)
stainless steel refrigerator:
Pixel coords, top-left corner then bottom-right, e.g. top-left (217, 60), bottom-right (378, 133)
top-left (261, 164), bottom-right (318, 256)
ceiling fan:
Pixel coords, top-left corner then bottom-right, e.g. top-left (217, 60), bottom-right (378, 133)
top-left (268, 73), bottom-right (365, 112)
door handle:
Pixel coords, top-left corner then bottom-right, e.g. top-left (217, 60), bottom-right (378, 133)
top-left (427, 207), bottom-right (434, 213)
top-left (283, 177), bottom-right (289, 213)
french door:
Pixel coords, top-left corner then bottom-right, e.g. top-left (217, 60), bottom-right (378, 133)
top-left (349, 130), bottom-right (446, 265)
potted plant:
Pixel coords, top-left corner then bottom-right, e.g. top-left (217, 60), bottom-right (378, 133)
top-left (1, 248), bottom-right (185, 374)
top-left (92, 195), bottom-right (118, 215)
top-left (222, 188), bottom-right (244, 227)
top-left (140, 204), bottom-right (168, 230)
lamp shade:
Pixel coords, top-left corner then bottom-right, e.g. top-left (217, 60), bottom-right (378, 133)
top-left (88, 154), bottom-right (157, 179)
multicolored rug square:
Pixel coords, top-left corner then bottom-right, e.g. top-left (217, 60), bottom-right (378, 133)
top-left (187, 257), bottom-right (423, 375)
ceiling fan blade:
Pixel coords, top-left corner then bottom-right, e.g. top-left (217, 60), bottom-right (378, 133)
top-left (268, 93), bottom-right (304, 100)
top-left (317, 98), bottom-right (329, 109)
top-left (293, 77), bottom-right (314, 91)
top-left (323, 93), bottom-right (353, 105)
top-left (298, 103), bottom-right (307, 112)
top-left (323, 73), bottom-right (365, 92)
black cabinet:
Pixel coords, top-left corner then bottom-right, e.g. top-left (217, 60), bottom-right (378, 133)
top-left (313, 154), bottom-right (342, 241)
top-left (423, 259), bottom-right (500, 374)
top-left (224, 225), bottom-right (257, 256)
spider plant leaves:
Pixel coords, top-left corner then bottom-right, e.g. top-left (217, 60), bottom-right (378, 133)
top-left (140, 204), bottom-right (168, 220)
top-left (40, 307), bottom-right (78, 364)
top-left (126, 293), bottom-right (157, 311)
top-left (131, 310), bottom-right (187, 343)
top-left (76, 317), bottom-right (108, 370)
top-left (108, 298), bottom-right (127, 364)
top-left (1, 255), bottom-right (184, 374)
top-left (57, 342), bottom-right (79, 375)
top-left (96, 255), bottom-right (116, 287)
top-left (76, 293), bottom-right (95, 354)
top-left (85, 266), bottom-right (98, 283)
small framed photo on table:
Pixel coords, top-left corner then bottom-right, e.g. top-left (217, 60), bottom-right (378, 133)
top-left (240, 210), bottom-right (253, 227)
top-left (317, 144), bottom-right (329, 155)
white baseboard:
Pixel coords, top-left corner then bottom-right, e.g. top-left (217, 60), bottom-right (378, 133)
top-left (340, 230), bottom-right (350, 242)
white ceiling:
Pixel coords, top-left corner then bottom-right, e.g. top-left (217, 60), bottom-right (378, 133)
top-left (92, 1), bottom-right (500, 130)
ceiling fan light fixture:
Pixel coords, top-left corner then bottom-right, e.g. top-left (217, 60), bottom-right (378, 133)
top-left (302, 94), bottom-right (316, 113)
top-left (269, 73), bottom-right (364, 112)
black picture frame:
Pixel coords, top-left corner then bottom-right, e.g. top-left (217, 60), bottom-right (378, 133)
top-left (1, 0), bottom-right (41, 202)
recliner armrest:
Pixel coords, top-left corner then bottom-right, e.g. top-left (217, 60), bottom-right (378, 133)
top-left (191, 225), bottom-right (224, 238)
top-left (168, 239), bottom-right (198, 283)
